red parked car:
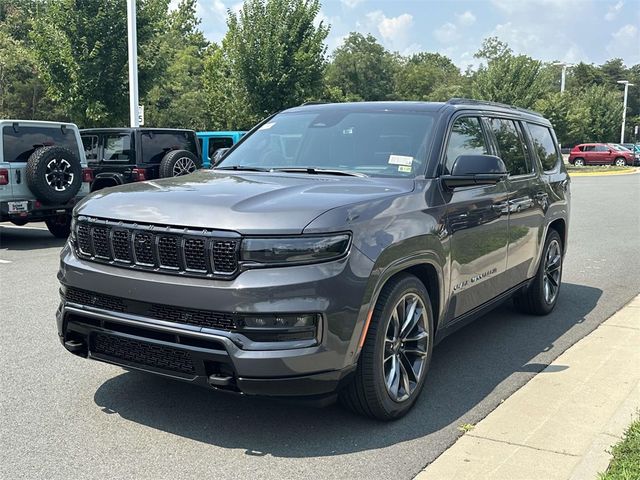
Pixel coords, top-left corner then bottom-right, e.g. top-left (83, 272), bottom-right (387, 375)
top-left (568, 143), bottom-right (635, 166)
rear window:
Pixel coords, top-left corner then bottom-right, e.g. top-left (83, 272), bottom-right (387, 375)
top-left (527, 123), bottom-right (560, 172)
top-left (140, 131), bottom-right (198, 164)
top-left (2, 125), bottom-right (81, 163)
top-left (209, 137), bottom-right (233, 158)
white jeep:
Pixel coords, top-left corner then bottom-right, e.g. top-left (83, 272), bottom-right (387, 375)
top-left (0, 120), bottom-right (91, 237)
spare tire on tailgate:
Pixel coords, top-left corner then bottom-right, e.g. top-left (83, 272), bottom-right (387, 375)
top-left (26, 146), bottom-right (82, 204)
top-left (159, 149), bottom-right (201, 178)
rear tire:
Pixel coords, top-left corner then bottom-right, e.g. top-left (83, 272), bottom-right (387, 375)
top-left (573, 158), bottom-right (585, 167)
top-left (514, 230), bottom-right (563, 315)
top-left (159, 150), bottom-right (201, 178)
top-left (339, 274), bottom-right (434, 420)
top-left (45, 214), bottom-right (72, 238)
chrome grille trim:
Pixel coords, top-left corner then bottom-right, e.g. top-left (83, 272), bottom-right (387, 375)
top-left (74, 216), bottom-right (240, 279)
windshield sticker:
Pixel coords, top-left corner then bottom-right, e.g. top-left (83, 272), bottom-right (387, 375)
top-left (259, 122), bottom-right (276, 130)
top-left (398, 165), bottom-right (412, 173)
top-left (388, 155), bottom-right (413, 166)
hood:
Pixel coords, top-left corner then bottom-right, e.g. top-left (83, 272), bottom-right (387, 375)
top-left (76, 171), bottom-right (414, 234)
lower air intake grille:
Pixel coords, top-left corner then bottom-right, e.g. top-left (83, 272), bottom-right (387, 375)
top-left (64, 287), bottom-right (236, 331)
top-left (93, 333), bottom-right (196, 375)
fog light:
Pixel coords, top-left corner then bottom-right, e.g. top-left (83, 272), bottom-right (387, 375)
top-left (240, 313), bottom-right (317, 330)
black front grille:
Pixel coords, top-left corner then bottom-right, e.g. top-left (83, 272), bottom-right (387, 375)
top-left (158, 235), bottom-right (179, 268)
top-left (133, 232), bottom-right (155, 265)
top-left (74, 217), bottom-right (239, 278)
top-left (64, 287), bottom-right (236, 331)
top-left (112, 230), bottom-right (131, 262)
top-left (93, 333), bottom-right (195, 374)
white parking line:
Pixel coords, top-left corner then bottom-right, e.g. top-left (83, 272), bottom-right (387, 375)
top-left (0, 259), bottom-right (11, 264)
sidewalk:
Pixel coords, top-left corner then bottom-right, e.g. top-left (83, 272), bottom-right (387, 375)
top-left (415, 295), bottom-right (640, 480)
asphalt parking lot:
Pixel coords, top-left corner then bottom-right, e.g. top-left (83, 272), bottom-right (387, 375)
top-left (1, 173), bottom-right (639, 480)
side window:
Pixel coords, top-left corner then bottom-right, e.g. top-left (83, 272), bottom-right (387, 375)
top-left (595, 144), bottom-right (609, 152)
top-left (103, 134), bottom-right (132, 162)
top-left (583, 145), bottom-right (594, 152)
top-left (527, 123), bottom-right (561, 172)
top-left (444, 117), bottom-right (488, 174)
top-left (82, 135), bottom-right (99, 161)
top-left (209, 137), bottom-right (234, 158)
top-left (488, 118), bottom-right (530, 176)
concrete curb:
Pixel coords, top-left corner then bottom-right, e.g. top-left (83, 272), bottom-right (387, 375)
top-left (568, 167), bottom-right (640, 177)
top-left (414, 294), bottom-right (640, 480)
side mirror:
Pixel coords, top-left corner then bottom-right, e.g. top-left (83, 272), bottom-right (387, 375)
top-left (441, 154), bottom-right (508, 189)
top-left (211, 148), bottom-right (230, 167)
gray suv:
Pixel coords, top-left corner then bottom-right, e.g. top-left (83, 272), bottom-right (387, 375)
top-left (1, 120), bottom-right (90, 237)
top-left (57, 100), bottom-right (570, 420)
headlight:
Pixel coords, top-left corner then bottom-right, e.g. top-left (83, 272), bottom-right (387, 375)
top-left (240, 233), bottom-right (351, 265)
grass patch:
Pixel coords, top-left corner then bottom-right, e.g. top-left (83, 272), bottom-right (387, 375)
top-left (599, 418), bottom-right (640, 480)
top-left (457, 423), bottom-right (475, 433)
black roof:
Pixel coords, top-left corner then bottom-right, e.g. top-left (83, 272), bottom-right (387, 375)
top-left (287, 99), bottom-right (548, 124)
top-left (80, 127), bottom-right (195, 134)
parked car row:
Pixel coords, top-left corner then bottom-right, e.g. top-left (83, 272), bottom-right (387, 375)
top-left (568, 142), bottom-right (639, 166)
top-left (1, 120), bottom-right (246, 236)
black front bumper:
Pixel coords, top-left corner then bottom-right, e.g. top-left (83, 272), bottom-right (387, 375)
top-left (59, 305), bottom-right (356, 397)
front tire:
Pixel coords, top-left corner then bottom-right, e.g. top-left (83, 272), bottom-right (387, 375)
top-left (514, 230), bottom-right (563, 315)
top-left (573, 158), bottom-right (585, 167)
top-left (340, 274), bottom-right (434, 420)
top-left (614, 157), bottom-right (626, 167)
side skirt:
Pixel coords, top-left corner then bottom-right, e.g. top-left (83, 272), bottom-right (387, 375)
top-left (434, 279), bottom-right (533, 344)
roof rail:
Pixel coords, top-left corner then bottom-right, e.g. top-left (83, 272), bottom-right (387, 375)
top-left (446, 98), bottom-right (543, 118)
top-left (299, 101), bottom-right (329, 106)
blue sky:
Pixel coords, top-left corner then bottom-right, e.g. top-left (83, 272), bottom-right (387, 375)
top-left (192, 0), bottom-right (640, 68)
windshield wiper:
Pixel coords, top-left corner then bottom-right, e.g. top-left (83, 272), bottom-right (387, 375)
top-left (215, 165), bottom-right (271, 172)
top-left (272, 167), bottom-right (367, 177)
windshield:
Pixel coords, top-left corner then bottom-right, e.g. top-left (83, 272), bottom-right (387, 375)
top-left (217, 110), bottom-right (435, 177)
top-left (610, 144), bottom-right (630, 151)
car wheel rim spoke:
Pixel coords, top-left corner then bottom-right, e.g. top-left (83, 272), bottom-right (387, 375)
top-left (543, 240), bottom-right (561, 303)
top-left (45, 158), bottom-right (73, 191)
top-left (383, 292), bottom-right (429, 402)
top-left (173, 157), bottom-right (196, 176)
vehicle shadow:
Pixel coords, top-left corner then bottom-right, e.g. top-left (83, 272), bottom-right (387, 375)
top-left (93, 282), bottom-right (601, 459)
top-left (0, 225), bottom-right (65, 250)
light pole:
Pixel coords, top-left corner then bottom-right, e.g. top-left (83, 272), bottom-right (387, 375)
top-left (553, 62), bottom-right (574, 93)
top-left (617, 80), bottom-right (634, 143)
top-left (127, 0), bottom-right (140, 128)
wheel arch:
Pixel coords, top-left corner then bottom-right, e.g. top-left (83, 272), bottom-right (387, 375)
top-left (357, 254), bottom-right (446, 355)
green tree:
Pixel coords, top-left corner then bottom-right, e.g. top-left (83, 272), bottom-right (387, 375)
top-left (30, 0), bottom-right (168, 127)
top-left (567, 85), bottom-right (623, 144)
top-left (211, 0), bottom-right (328, 128)
top-left (143, 0), bottom-right (210, 129)
top-left (395, 52), bottom-right (465, 101)
top-left (472, 50), bottom-right (549, 109)
top-left (325, 32), bottom-right (398, 102)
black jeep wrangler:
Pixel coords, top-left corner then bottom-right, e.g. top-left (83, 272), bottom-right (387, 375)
top-left (80, 128), bottom-right (201, 191)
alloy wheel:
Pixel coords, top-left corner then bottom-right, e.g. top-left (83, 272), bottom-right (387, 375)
top-left (615, 158), bottom-right (626, 167)
top-left (172, 157), bottom-right (197, 176)
top-left (574, 159), bottom-right (584, 167)
top-left (543, 239), bottom-right (562, 304)
top-left (45, 158), bottom-right (74, 191)
top-left (383, 293), bottom-right (429, 402)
